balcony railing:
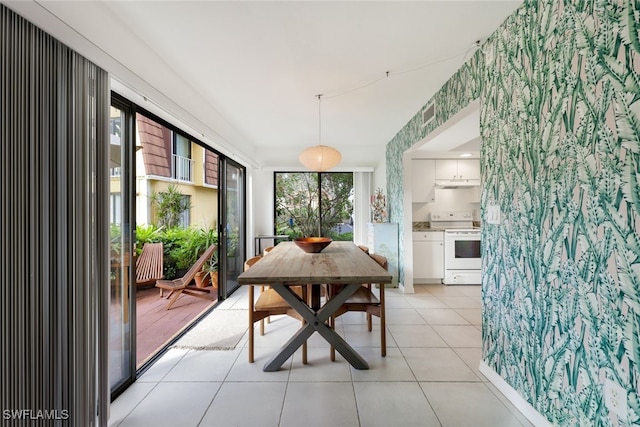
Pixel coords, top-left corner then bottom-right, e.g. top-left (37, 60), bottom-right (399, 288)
top-left (173, 154), bottom-right (194, 183)
top-left (110, 167), bottom-right (121, 177)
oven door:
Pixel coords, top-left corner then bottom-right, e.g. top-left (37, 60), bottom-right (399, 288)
top-left (444, 230), bottom-right (481, 270)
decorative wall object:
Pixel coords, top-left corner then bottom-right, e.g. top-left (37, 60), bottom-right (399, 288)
top-left (370, 187), bottom-right (388, 223)
top-left (385, 0), bottom-right (640, 425)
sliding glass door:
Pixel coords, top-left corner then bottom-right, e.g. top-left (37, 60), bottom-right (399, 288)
top-left (220, 159), bottom-right (245, 297)
top-left (109, 98), bottom-right (136, 396)
top-left (108, 93), bottom-right (246, 397)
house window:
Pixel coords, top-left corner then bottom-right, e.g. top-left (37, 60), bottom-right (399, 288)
top-left (274, 172), bottom-right (354, 240)
top-left (178, 195), bottom-right (191, 228)
top-left (109, 112), bottom-right (122, 176)
top-left (110, 193), bottom-right (121, 225)
top-left (173, 133), bottom-right (193, 182)
top-left (110, 116), bottom-right (121, 138)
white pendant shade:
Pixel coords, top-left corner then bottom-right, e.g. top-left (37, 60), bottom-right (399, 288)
top-left (298, 145), bottom-right (342, 171)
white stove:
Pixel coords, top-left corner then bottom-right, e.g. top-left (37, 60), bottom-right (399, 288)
top-left (429, 211), bottom-right (474, 229)
top-left (430, 211), bottom-right (481, 285)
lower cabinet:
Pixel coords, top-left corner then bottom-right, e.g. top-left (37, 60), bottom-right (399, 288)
top-left (413, 232), bottom-right (444, 283)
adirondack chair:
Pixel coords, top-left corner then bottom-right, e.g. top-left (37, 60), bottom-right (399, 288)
top-left (155, 243), bottom-right (217, 310)
top-left (135, 242), bottom-right (164, 287)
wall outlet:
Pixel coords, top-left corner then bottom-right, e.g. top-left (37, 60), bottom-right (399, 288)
top-left (486, 205), bottom-right (501, 225)
top-left (604, 379), bottom-right (627, 421)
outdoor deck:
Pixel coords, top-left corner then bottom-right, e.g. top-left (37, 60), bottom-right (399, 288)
top-left (136, 285), bottom-right (218, 366)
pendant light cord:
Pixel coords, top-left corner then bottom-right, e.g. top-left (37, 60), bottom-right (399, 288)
top-left (317, 94), bottom-right (322, 146)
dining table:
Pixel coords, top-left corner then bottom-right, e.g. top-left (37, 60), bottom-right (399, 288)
top-left (237, 240), bottom-right (392, 372)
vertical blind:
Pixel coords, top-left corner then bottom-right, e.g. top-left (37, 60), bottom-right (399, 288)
top-left (1, 5), bottom-right (109, 426)
top-left (353, 171), bottom-right (372, 246)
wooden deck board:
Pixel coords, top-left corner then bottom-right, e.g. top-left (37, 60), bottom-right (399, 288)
top-left (135, 285), bottom-right (218, 366)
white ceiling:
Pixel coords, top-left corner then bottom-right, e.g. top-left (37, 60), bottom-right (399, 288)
top-left (4, 1), bottom-right (521, 169)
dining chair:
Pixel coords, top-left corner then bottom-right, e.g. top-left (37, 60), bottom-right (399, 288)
top-left (245, 256), bottom-right (308, 364)
top-left (262, 246), bottom-right (275, 256)
top-left (327, 253), bottom-right (387, 361)
top-left (260, 246), bottom-right (276, 325)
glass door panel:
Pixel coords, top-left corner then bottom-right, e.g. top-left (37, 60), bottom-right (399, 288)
top-left (221, 160), bottom-right (245, 296)
top-left (109, 102), bottom-right (135, 394)
top-left (320, 172), bottom-right (354, 240)
top-left (133, 115), bottom-right (220, 367)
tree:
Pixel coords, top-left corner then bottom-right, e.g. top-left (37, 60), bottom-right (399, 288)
top-left (151, 184), bottom-right (191, 228)
top-left (320, 173), bottom-right (353, 237)
top-left (275, 172), bottom-right (353, 239)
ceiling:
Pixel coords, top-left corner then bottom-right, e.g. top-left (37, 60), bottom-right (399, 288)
top-left (5, 1), bottom-right (521, 169)
top-left (413, 102), bottom-right (481, 159)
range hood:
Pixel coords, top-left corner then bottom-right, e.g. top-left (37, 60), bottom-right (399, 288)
top-left (435, 179), bottom-right (480, 189)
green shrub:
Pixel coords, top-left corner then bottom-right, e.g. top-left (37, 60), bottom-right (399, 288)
top-left (149, 226), bottom-right (218, 279)
top-left (135, 224), bottom-right (163, 256)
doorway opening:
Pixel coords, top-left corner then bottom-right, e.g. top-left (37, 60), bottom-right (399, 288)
top-left (402, 100), bottom-right (481, 292)
top-left (109, 93), bottom-right (246, 398)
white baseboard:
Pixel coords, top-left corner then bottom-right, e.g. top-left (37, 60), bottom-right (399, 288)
top-left (479, 361), bottom-right (552, 427)
top-left (398, 282), bottom-right (415, 294)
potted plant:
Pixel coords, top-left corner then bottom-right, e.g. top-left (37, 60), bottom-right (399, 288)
top-left (194, 267), bottom-right (211, 289)
top-left (188, 228), bottom-right (218, 289)
top-left (205, 250), bottom-right (219, 290)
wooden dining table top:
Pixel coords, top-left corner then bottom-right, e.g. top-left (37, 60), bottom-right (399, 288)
top-left (237, 241), bottom-right (392, 285)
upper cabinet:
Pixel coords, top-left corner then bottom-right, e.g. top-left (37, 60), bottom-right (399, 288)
top-left (412, 159), bottom-right (436, 203)
top-left (435, 159), bottom-right (480, 181)
top-left (456, 159), bottom-right (481, 180)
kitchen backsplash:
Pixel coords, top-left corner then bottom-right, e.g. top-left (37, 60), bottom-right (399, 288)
top-left (412, 187), bottom-right (481, 221)
top-left (412, 221), bottom-right (430, 231)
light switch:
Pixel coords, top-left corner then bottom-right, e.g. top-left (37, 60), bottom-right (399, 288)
top-left (604, 379), bottom-right (628, 421)
top-left (487, 205), bottom-right (500, 225)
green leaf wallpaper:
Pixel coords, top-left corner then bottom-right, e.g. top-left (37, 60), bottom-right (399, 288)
top-left (386, 1), bottom-right (640, 425)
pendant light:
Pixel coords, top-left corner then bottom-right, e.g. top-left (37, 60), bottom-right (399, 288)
top-left (298, 94), bottom-right (342, 171)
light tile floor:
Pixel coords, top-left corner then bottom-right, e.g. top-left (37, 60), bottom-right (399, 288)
top-left (109, 284), bottom-right (533, 427)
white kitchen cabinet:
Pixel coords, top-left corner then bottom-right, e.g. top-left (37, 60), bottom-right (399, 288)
top-left (435, 160), bottom-right (458, 180)
top-left (411, 159), bottom-right (436, 203)
top-left (413, 231), bottom-right (444, 282)
top-left (435, 159), bottom-right (480, 181)
top-left (456, 159), bottom-right (480, 180)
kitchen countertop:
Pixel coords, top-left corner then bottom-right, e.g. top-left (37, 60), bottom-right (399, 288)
top-left (412, 222), bottom-right (445, 232)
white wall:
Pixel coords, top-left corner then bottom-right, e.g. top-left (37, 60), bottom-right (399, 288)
top-left (247, 168), bottom-right (275, 256)
top-left (373, 151), bottom-right (387, 193)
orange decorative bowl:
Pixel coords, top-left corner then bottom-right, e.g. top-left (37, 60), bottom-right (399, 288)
top-left (293, 237), bottom-right (332, 253)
